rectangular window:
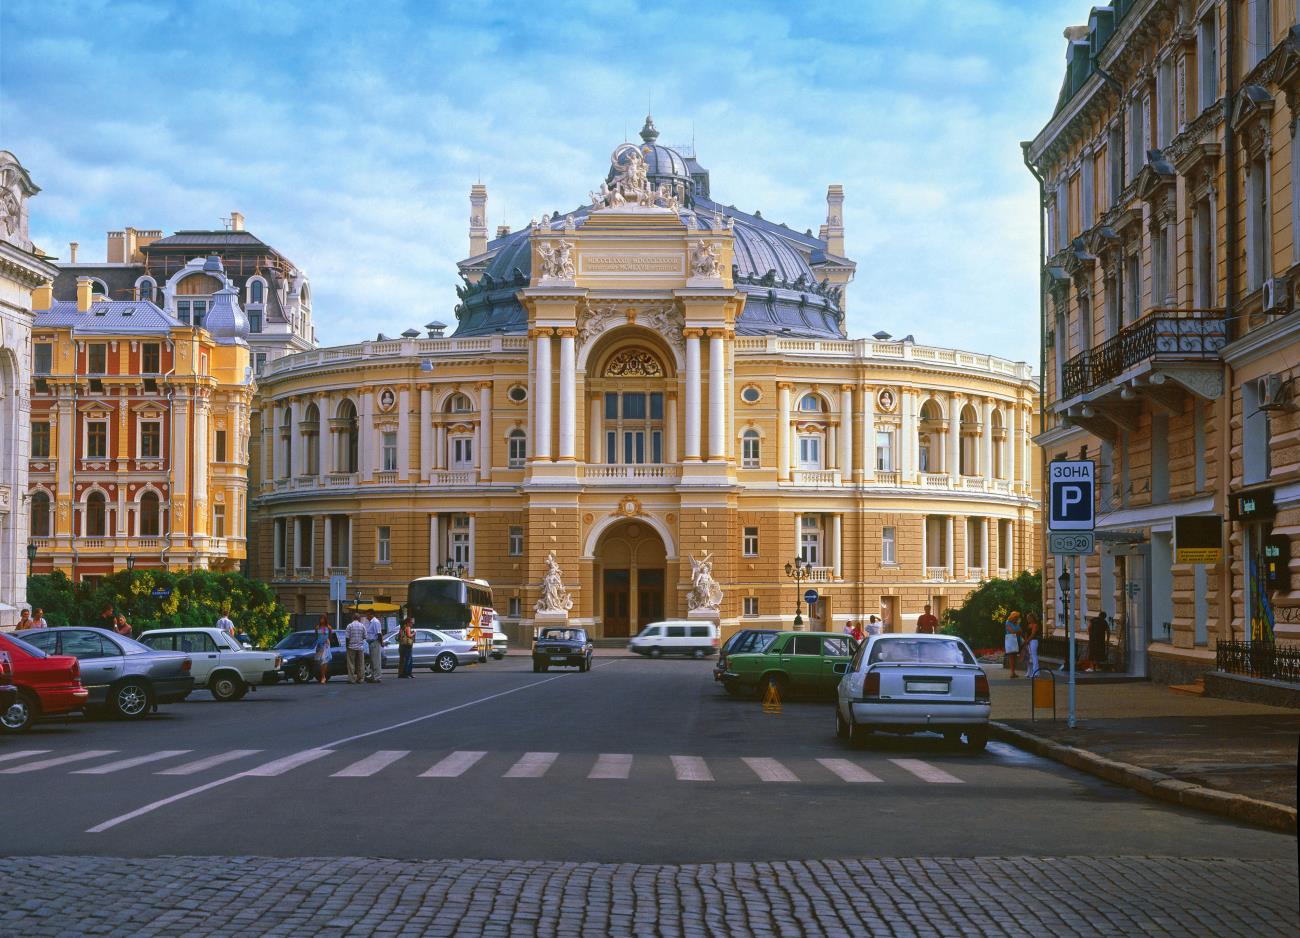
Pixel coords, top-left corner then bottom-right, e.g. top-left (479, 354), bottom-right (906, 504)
top-left (1247, 158), bottom-right (1269, 291)
top-left (882, 526), bottom-right (896, 565)
top-left (87, 420), bottom-right (107, 459)
top-left (382, 431), bottom-right (398, 471)
top-left (215, 429), bottom-right (227, 463)
top-left (742, 433), bottom-right (760, 468)
top-left (213, 504), bottom-right (226, 539)
top-left (377, 526), bottom-right (391, 564)
top-left (88, 343), bottom-right (107, 374)
top-left (140, 421), bottom-right (161, 458)
top-left (248, 310), bottom-right (263, 333)
top-left (1156, 57), bottom-right (1175, 148)
top-left (1055, 182), bottom-right (1068, 249)
top-left (1151, 413), bottom-right (1170, 502)
top-left (1243, 380), bottom-right (1272, 485)
top-left (1125, 253), bottom-right (1141, 324)
top-left (450, 531), bottom-right (470, 564)
top-left (604, 392), bottom-right (618, 420)
top-left (1080, 155), bottom-right (1094, 230)
top-left (1077, 293), bottom-right (1092, 354)
top-left (651, 429), bottom-right (662, 464)
top-left (31, 421), bottom-right (50, 459)
top-left (452, 437), bottom-right (473, 468)
top-left (1108, 125), bottom-right (1122, 207)
top-left (1128, 97), bottom-right (1146, 182)
top-left (1105, 274), bottom-right (1120, 337)
top-left (254, 352), bottom-right (267, 374)
top-left (274, 519), bottom-right (286, 568)
top-left (508, 433), bottom-right (526, 467)
top-left (1249, 0), bottom-right (1272, 69)
top-left (1198, 12), bottom-right (1218, 111)
top-left (141, 342), bottom-right (161, 374)
top-left (743, 526), bottom-right (759, 557)
top-left (508, 525), bottom-right (524, 556)
top-left (743, 597), bottom-right (759, 617)
top-left (508, 597), bottom-right (521, 618)
top-left (800, 532), bottom-right (821, 566)
top-left (606, 431), bottom-right (617, 464)
top-left (622, 393), bottom-right (646, 420)
top-left (1194, 198), bottom-right (1215, 307)
top-left (875, 430), bottom-right (893, 472)
top-left (798, 435), bottom-right (822, 469)
top-left (649, 393), bottom-right (663, 420)
top-left (34, 343), bottom-right (52, 375)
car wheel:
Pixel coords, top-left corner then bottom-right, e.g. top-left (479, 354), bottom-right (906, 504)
top-left (648, 647), bottom-right (662, 658)
top-left (532, 660), bottom-right (542, 673)
top-left (849, 722), bottom-right (872, 747)
top-left (692, 648), bottom-right (705, 660)
top-left (435, 653), bottom-right (457, 673)
top-left (943, 730), bottom-right (962, 748)
top-left (291, 661), bottom-right (312, 684)
top-left (0, 690), bottom-right (38, 733)
top-left (835, 706), bottom-right (850, 740)
top-left (231, 684), bottom-right (250, 701)
top-left (210, 673), bottom-right (245, 702)
top-left (965, 727), bottom-right (988, 753)
top-left (110, 681), bottom-right (151, 720)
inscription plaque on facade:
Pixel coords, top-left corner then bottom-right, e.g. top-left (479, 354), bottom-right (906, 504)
top-left (581, 254), bottom-right (683, 275)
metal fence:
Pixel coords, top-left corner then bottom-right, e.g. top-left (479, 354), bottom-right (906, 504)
top-left (1215, 640), bottom-right (1300, 684)
top-left (1060, 308), bottom-right (1226, 399)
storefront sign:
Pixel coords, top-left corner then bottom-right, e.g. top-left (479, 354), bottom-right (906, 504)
top-left (1230, 488), bottom-right (1275, 521)
top-left (1174, 515), bottom-right (1223, 565)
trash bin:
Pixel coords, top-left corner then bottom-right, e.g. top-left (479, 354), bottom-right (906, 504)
top-left (1031, 672), bottom-right (1056, 721)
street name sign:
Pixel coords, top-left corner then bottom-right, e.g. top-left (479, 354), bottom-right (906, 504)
top-left (804, 588), bottom-right (819, 606)
top-left (150, 587), bottom-right (172, 599)
top-left (1049, 532), bottom-right (1094, 555)
top-left (1049, 460), bottom-right (1095, 531)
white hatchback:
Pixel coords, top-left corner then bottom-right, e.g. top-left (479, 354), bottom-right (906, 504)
top-left (628, 620), bottom-right (719, 659)
top-left (835, 634), bottom-right (991, 751)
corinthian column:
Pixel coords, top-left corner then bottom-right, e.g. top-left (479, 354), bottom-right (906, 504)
top-left (683, 329), bottom-right (702, 460)
top-left (478, 382), bottom-right (492, 480)
top-left (948, 393), bottom-right (963, 479)
top-left (777, 383), bottom-right (792, 482)
top-left (533, 328), bottom-right (552, 461)
top-left (557, 328), bottom-right (576, 460)
top-left (981, 397), bottom-right (994, 482)
top-left (839, 385), bottom-right (853, 482)
top-left (707, 329), bottom-right (726, 461)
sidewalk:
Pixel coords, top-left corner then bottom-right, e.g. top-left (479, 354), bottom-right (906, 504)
top-left (987, 666), bottom-right (1299, 815)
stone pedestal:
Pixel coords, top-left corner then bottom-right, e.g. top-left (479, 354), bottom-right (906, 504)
top-left (687, 607), bottom-right (719, 623)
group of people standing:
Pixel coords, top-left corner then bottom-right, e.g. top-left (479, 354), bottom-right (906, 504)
top-left (1002, 611), bottom-right (1042, 678)
top-left (841, 603), bottom-right (943, 643)
top-left (310, 612), bottom-right (420, 684)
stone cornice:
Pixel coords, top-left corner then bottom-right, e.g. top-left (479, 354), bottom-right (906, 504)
top-left (0, 240), bottom-right (59, 288)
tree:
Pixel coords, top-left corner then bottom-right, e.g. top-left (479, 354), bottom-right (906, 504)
top-left (24, 570), bottom-right (290, 648)
top-left (941, 570), bottom-right (1042, 652)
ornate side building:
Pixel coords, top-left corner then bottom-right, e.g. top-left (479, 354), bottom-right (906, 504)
top-left (250, 120), bottom-right (1041, 638)
top-left (0, 151), bottom-right (58, 627)
top-left (1027, 2), bottom-right (1300, 681)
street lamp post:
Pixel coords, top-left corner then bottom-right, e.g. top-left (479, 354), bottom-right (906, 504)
top-left (784, 558), bottom-right (811, 629)
top-left (1059, 565), bottom-right (1076, 728)
top-left (126, 554), bottom-right (136, 572)
top-left (26, 542), bottom-right (36, 577)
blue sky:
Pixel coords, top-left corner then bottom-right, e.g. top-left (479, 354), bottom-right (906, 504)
top-left (2, 0), bottom-right (1081, 365)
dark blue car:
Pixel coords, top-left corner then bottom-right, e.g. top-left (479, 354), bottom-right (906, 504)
top-left (274, 630), bottom-right (372, 683)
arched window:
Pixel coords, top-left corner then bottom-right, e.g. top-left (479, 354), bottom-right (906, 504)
top-left (137, 279), bottom-right (155, 303)
top-left (30, 490), bottom-right (50, 538)
top-left (139, 491), bottom-right (161, 537)
top-left (798, 394), bottom-right (824, 413)
top-left (959, 404), bottom-right (980, 476)
top-left (918, 400), bottom-right (942, 474)
top-left (281, 407), bottom-right (294, 477)
top-left (337, 400), bottom-right (359, 474)
top-left (991, 409), bottom-right (1006, 478)
top-left (447, 393), bottom-right (473, 414)
top-left (508, 429), bottom-right (527, 468)
top-left (303, 403), bottom-right (321, 476)
top-left (249, 279), bottom-right (264, 304)
top-left (85, 491), bottom-right (107, 537)
top-left (741, 429), bottom-right (761, 468)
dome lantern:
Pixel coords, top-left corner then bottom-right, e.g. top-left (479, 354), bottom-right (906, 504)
top-left (639, 114), bottom-right (659, 143)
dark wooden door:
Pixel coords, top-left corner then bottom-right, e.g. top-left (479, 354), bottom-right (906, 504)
top-left (637, 568), bottom-right (664, 631)
top-left (603, 569), bottom-right (630, 637)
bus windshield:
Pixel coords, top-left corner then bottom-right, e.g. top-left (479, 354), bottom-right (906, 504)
top-left (408, 578), bottom-right (492, 632)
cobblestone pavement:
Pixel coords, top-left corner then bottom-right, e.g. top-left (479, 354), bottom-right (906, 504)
top-left (1, 856), bottom-right (1295, 937)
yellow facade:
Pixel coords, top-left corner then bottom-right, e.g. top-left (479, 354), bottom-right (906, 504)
top-left (1028, 2), bottom-right (1300, 681)
top-left (250, 128), bottom-right (1040, 639)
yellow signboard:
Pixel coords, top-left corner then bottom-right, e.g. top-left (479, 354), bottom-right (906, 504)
top-left (1175, 547), bottom-right (1222, 565)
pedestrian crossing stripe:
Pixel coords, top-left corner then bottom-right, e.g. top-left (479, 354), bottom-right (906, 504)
top-left (0, 748), bottom-right (972, 785)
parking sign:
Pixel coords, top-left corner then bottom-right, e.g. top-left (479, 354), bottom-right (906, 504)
top-left (1049, 460), bottom-right (1094, 531)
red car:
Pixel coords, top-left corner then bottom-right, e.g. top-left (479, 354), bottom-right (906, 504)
top-left (0, 632), bottom-right (89, 733)
top-left (0, 650), bottom-right (16, 713)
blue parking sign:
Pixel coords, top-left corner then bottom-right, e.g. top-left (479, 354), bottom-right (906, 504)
top-left (1049, 460), bottom-right (1094, 531)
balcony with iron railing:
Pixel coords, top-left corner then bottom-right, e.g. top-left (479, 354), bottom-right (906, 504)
top-left (1061, 307), bottom-right (1227, 400)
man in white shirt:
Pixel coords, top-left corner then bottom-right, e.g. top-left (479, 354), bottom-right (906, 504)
top-left (345, 614), bottom-right (368, 683)
top-left (364, 614), bottom-right (384, 683)
top-left (215, 613), bottom-right (235, 636)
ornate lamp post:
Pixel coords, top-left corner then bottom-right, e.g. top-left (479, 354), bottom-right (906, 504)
top-left (1058, 565), bottom-right (1076, 728)
top-left (26, 542), bottom-right (36, 576)
top-left (784, 558), bottom-right (812, 629)
top-left (126, 553), bottom-right (136, 572)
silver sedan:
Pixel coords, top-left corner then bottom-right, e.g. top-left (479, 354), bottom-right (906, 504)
top-left (381, 629), bottom-right (477, 673)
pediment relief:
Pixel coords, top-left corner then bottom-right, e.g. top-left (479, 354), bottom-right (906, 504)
top-left (1231, 85), bottom-right (1275, 155)
top-left (1133, 150), bottom-right (1177, 205)
top-left (1083, 225), bottom-right (1122, 262)
top-left (603, 347), bottom-right (664, 378)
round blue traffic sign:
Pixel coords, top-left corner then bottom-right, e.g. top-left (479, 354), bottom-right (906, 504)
top-left (804, 588), bottom-right (819, 606)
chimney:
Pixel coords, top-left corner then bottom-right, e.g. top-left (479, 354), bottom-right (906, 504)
top-left (125, 227), bottom-right (139, 262)
top-left (496, 224), bottom-right (512, 238)
top-left (106, 230), bottom-right (125, 263)
top-left (76, 276), bottom-right (94, 312)
top-left (824, 184), bottom-right (845, 256)
top-left (230, 211), bottom-right (244, 232)
top-left (469, 184), bottom-right (488, 257)
top-left (69, 242), bottom-right (79, 263)
top-left (32, 282), bottom-right (52, 311)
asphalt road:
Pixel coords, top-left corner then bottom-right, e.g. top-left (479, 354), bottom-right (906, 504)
top-left (0, 652), bottom-right (1292, 865)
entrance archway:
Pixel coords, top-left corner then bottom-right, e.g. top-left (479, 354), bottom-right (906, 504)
top-left (594, 520), bottom-right (666, 638)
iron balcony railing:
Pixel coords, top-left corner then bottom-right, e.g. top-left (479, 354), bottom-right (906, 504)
top-left (1061, 308), bottom-right (1227, 399)
top-left (1215, 640), bottom-right (1300, 684)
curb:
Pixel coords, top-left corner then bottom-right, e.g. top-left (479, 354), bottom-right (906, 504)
top-left (989, 721), bottom-right (1298, 835)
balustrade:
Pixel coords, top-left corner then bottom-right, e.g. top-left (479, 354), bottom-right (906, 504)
top-left (1061, 307), bottom-right (1227, 399)
top-left (803, 566), bottom-right (834, 583)
top-left (585, 464), bottom-right (682, 482)
top-left (433, 470), bottom-right (475, 486)
top-left (925, 566), bottom-right (949, 581)
top-left (793, 469), bottom-right (838, 487)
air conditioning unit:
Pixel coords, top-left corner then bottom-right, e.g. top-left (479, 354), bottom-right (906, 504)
top-left (1262, 277), bottom-right (1291, 313)
top-left (1257, 373), bottom-right (1294, 412)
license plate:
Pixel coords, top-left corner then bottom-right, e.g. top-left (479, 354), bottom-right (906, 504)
top-left (906, 681), bottom-right (949, 694)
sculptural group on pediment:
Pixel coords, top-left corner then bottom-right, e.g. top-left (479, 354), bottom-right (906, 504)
top-left (590, 144), bottom-right (682, 212)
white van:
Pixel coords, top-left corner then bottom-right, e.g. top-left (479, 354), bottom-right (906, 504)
top-left (628, 620), bottom-right (719, 658)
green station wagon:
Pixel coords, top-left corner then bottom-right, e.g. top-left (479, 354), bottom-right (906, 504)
top-left (719, 631), bottom-right (857, 698)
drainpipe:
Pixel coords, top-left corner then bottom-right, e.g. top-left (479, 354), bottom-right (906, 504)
top-left (1222, 2), bottom-right (1240, 644)
top-left (1021, 142), bottom-right (1049, 609)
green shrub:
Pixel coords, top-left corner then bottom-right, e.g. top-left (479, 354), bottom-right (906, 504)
top-left (941, 570), bottom-right (1042, 652)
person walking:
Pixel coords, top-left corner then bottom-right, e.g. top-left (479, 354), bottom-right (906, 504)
top-left (1022, 612), bottom-right (1041, 677)
top-left (314, 614), bottom-right (334, 684)
top-left (397, 616), bottom-right (416, 679)
top-left (365, 612), bottom-right (384, 683)
top-left (215, 611), bottom-right (235, 637)
top-left (1089, 610), bottom-right (1110, 670)
top-left (1003, 611), bottom-right (1023, 678)
top-left (30, 608), bottom-right (48, 629)
top-left (916, 604), bottom-right (940, 634)
top-left (345, 613), bottom-right (368, 684)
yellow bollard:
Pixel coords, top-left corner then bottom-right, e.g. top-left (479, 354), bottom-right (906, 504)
top-left (762, 681), bottom-right (782, 715)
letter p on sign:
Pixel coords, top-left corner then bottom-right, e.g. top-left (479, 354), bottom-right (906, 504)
top-left (1049, 460), bottom-right (1095, 531)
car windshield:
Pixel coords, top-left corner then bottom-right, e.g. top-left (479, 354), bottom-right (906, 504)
top-left (1, 633), bottom-right (47, 658)
top-left (869, 638), bottom-right (974, 666)
top-left (276, 632), bottom-right (316, 650)
top-left (540, 629), bottom-right (585, 642)
top-left (216, 633), bottom-right (243, 652)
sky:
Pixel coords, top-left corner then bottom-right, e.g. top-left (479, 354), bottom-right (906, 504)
top-left (1, 0), bottom-right (1082, 366)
